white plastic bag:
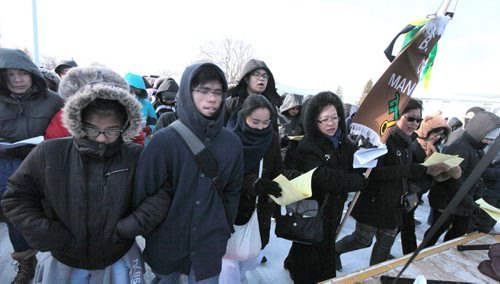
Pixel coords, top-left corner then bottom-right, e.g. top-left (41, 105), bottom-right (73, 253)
top-left (224, 210), bottom-right (261, 260)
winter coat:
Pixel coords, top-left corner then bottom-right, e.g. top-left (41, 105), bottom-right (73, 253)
top-left (44, 110), bottom-right (69, 139)
top-left (286, 92), bottom-right (364, 282)
top-left (429, 112), bottom-right (500, 215)
top-left (1, 69), bottom-right (169, 270)
top-left (0, 48), bottom-right (63, 200)
top-left (351, 128), bottom-right (428, 230)
top-left (153, 78), bottom-right (179, 117)
top-left (415, 113), bottom-right (451, 158)
top-left (224, 59), bottom-right (282, 131)
top-left (154, 111), bottom-right (178, 133)
top-left (0, 49), bottom-right (64, 154)
top-left (134, 63), bottom-right (244, 281)
top-left (483, 159), bottom-right (500, 199)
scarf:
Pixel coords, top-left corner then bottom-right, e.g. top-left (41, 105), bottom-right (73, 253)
top-left (74, 137), bottom-right (124, 159)
top-left (328, 128), bottom-right (342, 149)
top-left (230, 112), bottom-right (272, 173)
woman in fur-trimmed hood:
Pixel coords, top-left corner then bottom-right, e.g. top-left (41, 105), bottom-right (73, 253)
top-left (285, 92), bottom-right (364, 283)
top-left (2, 67), bottom-right (170, 283)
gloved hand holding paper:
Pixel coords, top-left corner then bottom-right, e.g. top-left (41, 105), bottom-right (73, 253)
top-left (271, 167), bottom-right (317, 205)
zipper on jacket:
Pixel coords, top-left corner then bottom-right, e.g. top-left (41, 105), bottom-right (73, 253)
top-left (103, 168), bottom-right (129, 188)
top-left (104, 168), bottom-right (129, 177)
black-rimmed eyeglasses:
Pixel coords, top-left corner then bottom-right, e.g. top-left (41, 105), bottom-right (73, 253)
top-left (83, 127), bottom-right (124, 139)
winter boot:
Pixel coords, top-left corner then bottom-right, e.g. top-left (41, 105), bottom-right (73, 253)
top-left (11, 249), bottom-right (37, 284)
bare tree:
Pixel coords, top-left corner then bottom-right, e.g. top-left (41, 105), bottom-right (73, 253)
top-left (199, 37), bottom-right (254, 85)
top-left (358, 79), bottom-right (373, 105)
top-left (335, 85), bottom-right (344, 100)
top-left (40, 55), bottom-right (58, 70)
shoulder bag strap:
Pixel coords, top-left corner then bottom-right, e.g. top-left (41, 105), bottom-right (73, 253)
top-left (169, 120), bottom-right (234, 232)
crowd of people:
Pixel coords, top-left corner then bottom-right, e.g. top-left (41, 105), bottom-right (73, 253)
top-left (0, 47), bottom-right (499, 284)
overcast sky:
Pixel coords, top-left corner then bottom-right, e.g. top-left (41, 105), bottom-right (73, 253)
top-left (1, 0), bottom-right (499, 105)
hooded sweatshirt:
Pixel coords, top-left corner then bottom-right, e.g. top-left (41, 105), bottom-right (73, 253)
top-left (415, 113), bottom-right (452, 158)
top-left (134, 63), bottom-right (243, 280)
top-left (429, 111), bottom-right (500, 215)
top-left (224, 59), bottom-right (282, 131)
top-left (0, 48), bottom-right (64, 147)
top-left (278, 93), bottom-right (303, 138)
top-left (153, 77), bottom-right (179, 115)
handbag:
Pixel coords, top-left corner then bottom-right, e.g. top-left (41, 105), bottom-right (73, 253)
top-left (223, 159), bottom-right (263, 260)
top-left (401, 191), bottom-right (419, 213)
top-left (275, 193), bottom-right (330, 245)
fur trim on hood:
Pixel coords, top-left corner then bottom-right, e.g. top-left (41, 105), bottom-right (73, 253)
top-left (61, 67), bottom-right (142, 141)
top-left (303, 91), bottom-right (346, 139)
top-left (416, 113), bottom-right (451, 139)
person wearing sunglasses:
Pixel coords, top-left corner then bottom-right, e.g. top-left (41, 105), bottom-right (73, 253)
top-left (336, 98), bottom-right (452, 269)
top-left (398, 112), bottom-right (453, 255)
top-left (2, 67), bottom-right (170, 283)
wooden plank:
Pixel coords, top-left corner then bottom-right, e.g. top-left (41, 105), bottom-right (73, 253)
top-left (323, 232), bottom-right (499, 284)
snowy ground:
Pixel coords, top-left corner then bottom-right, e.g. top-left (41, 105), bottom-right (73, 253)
top-left (0, 192), bottom-right (493, 283)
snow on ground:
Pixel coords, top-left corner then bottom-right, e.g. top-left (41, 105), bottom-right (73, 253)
top-left (1, 192), bottom-right (496, 283)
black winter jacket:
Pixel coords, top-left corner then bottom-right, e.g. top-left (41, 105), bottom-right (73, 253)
top-left (2, 138), bottom-right (169, 270)
top-left (351, 129), bottom-right (427, 229)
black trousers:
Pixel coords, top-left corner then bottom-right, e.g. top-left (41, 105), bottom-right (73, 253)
top-left (424, 210), bottom-right (471, 248)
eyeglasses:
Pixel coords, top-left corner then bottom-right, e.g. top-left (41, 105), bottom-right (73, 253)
top-left (250, 71), bottom-right (269, 80)
top-left (83, 126), bottom-right (124, 139)
top-left (317, 116), bottom-right (339, 124)
top-left (192, 87), bottom-right (225, 97)
top-left (403, 115), bottom-right (423, 124)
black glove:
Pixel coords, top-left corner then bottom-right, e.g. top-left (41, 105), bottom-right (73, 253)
top-left (253, 178), bottom-right (282, 197)
top-left (344, 173), bottom-right (366, 193)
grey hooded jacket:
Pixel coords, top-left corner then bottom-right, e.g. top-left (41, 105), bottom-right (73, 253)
top-left (0, 48), bottom-right (64, 152)
top-left (224, 59), bottom-right (282, 131)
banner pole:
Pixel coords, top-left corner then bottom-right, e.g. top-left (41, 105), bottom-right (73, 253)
top-left (335, 168), bottom-right (371, 241)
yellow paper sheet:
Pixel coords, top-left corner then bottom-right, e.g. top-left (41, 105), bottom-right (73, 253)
top-left (422, 152), bottom-right (464, 168)
top-left (270, 167), bottom-right (317, 205)
top-left (476, 198), bottom-right (500, 221)
top-left (287, 135), bottom-right (304, 141)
